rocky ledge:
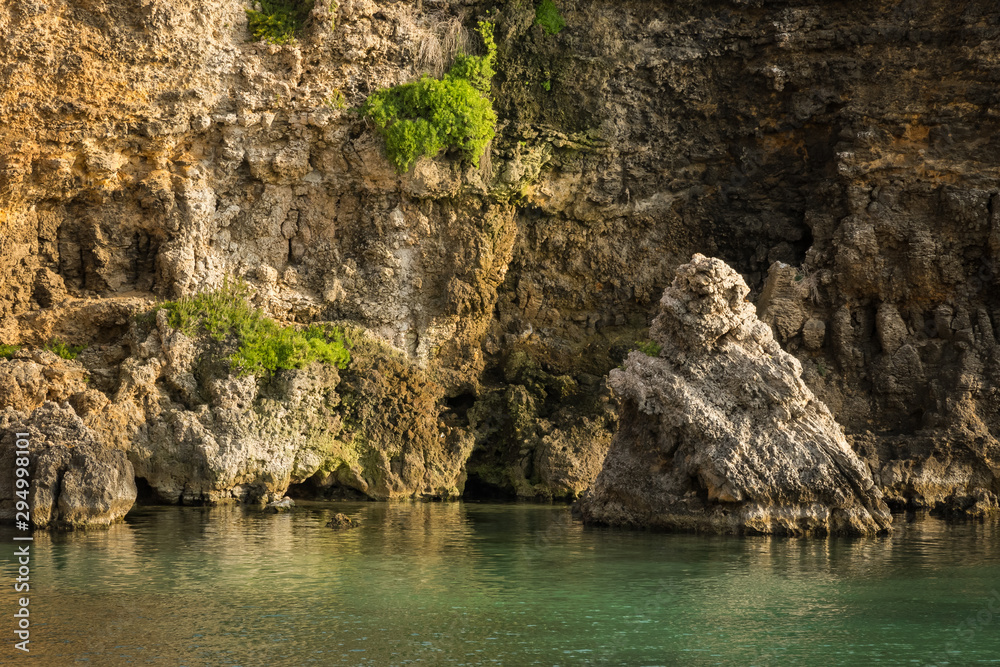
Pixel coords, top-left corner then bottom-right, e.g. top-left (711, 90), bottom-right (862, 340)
top-left (576, 255), bottom-right (893, 536)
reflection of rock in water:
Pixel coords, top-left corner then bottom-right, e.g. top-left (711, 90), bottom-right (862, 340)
top-left (577, 255), bottom-right (893, 536)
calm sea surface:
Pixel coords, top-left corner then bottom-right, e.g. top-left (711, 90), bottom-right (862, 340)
top-left (1, 503), bottom-right (999, 666)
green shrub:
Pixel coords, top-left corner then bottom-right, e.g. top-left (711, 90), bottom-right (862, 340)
top-left (45, 339), bottom-right (85, 360)
top-left (246, 0), bottom-right (313, 44)
top-left (361, 21), bottom-right (497, 173)
top-left (0, 344), bottom-right (20, 359)
top-left (535, 0), bottom-right (566, 35)
top-left (158, 278), bottom-right (350, 377)
top-left (636, 340), bottom-right (662, 358)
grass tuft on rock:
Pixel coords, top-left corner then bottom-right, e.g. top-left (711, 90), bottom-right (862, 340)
top-left (46, 339), bottom-right (85, 360)
top-left (159, 278), bottom-right (350, 377)
top-left (246, 0), bottom-right (314, 44)
top-left (0, 344), bottom-right (20, 359)
top-left (361, 21), bottom-right (497, 173)
top-left (635, 340), bottom-right (662, 358)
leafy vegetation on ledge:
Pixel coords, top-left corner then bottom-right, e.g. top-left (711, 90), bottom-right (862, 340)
top-left (361, 21), bottom-right (497, 173)
top-left (46, 339), bottom-right (85, 360)
top-left (535, 0), bottom-right (566, 35)
top-left (158, 278), bottom-right (350, 377)
top-left (636, 340), bottom-right (662, 358)
top-left (246, 0), bottom-right (314, 44)
top-left (0, 341), bottom-right (84, 360)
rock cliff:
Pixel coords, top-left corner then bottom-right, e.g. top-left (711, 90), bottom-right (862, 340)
top-left (576, 255), bottom-right (893, 536)
top-left (0, 0), bottom-right (998, 515)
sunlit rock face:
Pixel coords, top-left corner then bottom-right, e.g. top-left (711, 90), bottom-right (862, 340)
top-left (577, 255), bottom-right (893, 536)
top-left (0, 402), bottom-right (136, 528)
top-left (2, 0), bottom-right (1000, 509)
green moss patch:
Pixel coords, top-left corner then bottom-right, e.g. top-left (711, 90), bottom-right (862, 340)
top-left (246, 0), bottom-right (313, 44)
top-left (158, 278), bottom-right (350, 377)
top-left (535, 0), bottom-right (566, 35)
top-left (361, 21), bottom-right (497, 173)
top-left (0, 344), bottom-right (21, 359)
top-left (635, 340), bottom-right (662, 357)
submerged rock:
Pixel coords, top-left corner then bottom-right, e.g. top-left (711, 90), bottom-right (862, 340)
top-left (576, 255), bottom-right (893, 536)
top-left (326, 512), bottom-right (359, 529)
top-left (265, 497), bottom-right (295, 512)
top-left (0, 402), bottom-right (136, 528)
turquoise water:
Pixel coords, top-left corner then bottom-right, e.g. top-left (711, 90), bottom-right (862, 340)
top-left (1, 503), bottom-right (999, 666)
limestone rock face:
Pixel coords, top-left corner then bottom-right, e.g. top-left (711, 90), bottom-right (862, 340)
top-left (116, 315), bottom-right (473, 504)
top-left (3, 0), bottom-right (1000, 508)
top-left (106, 310), bottom-right (347, 505)
top-left (0, 311), bottom-right (475, 520)
top-left (0, 402), bottom-right (136, 528)
top-left (577, 255), bottom-right (892, 536)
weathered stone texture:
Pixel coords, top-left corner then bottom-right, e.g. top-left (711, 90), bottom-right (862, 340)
top-left (0, 0), bottom-right (998, 511)
top-left (577, 256), bottom-right (892, 535)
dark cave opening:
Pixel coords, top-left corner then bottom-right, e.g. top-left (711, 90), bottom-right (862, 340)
top-left (461, 471), bottom-right (518, 501)
top-left (133, 476), bottom-right (159, 505)
top-left (444, 391), bottom-right (477, 421)
top-left (286, 474), bottom-right (369, 501)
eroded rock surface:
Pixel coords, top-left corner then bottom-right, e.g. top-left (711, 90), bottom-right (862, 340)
top-left (0, 312), bottom-right (473, 519)
top-left (577, 255), bottom-right (893, 536)
top-left (1, 0), bottom-right (1000, 509)
top-left (122, 315), bottom-right (474, 503)
top-left (0, 402), bottom-right (136, 528)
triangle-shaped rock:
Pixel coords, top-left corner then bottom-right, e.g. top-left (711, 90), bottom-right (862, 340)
top-left (577, 254), bottom-right (892, 536)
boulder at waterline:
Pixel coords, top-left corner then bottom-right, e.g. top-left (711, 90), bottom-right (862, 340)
top-left (265, 497), bottom-right (295, 512)
top-left (576, 254), bottom-right (893, 536)
top-left (0, 402), bottom-right (136, 528)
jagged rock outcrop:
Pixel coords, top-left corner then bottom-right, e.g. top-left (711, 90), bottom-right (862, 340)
top-left (0, 402), bottom-right (136, 528)
top-left (119, 313), bottom-right (473, 503)
top-left (577, 255), bottom-right (893, 536)
top-left (758, 260), bottom-right (1000, 516)
top-left (117, 311), bottom-right (349, 504)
